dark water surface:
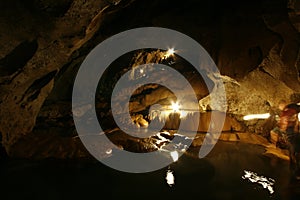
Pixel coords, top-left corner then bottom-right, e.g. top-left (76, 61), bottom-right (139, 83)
top-left (1, 141), bottom-right (299, 200)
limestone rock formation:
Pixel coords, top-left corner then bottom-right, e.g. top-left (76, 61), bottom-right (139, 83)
top-left (0, 0), bottom-right (300, 158)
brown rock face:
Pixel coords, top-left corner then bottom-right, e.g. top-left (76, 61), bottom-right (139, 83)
top-left (0, 0), bottom-right (300, 158)
top-left (0, 0), bottom-right (138, 156)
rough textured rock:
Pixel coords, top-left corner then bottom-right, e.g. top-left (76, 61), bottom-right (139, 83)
top-left (0, 0), bottom-right (300, 158)
top-left (0, 0), bottom-right (138, 155)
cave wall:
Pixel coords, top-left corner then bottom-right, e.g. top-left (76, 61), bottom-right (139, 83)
top-left (0, 0), bottom-right (300, 158)
top-left (0, 0), bottom-right (138, 156)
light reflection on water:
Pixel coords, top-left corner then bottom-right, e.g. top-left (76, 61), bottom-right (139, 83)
top-left (170, 151), bottom-right (179, 162)
top-left (242, 170), bottom-right (275, 194)
top-left (165, 169), bottom-right (175, 187)
top-left (152, 131), bottom-right (281, 196)
top-left (2, 137), bottom-right (300, 199)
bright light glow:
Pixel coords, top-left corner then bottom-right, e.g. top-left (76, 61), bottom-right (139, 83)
top-left (164, 48), bottom-right (175, 59)
top-left (139, 69), bottom-right (144, 74)
top-left (171, 102), bottom-right (180, 112)
top-left (242, 170), bottom-right (275, 194)
top-left (149, 102), bottom-right (198, 122)
top-left (297, 102), bottom-right (300, 121)
top-left (180, 110), bottom-right (188, 118)
top-left (165, 169), bottom-right (175, 187)
top-left (170, 150), bottom-right (179, 162)
top-left (105, 149), bottom-right (112, 154)
top-left (243, 113), bottom-right (270, 120)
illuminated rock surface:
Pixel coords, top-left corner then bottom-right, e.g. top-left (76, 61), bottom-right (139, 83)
top-left (0, 0), bottom-right (300, 162)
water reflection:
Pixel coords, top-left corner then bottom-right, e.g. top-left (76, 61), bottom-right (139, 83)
top-left (242, 170), bottom-right (275, 194)
top-left (170, 151), bottom-right (179, 162)
top-left (1, 141), bottom-right (300, 199)
top-left (165, 169), bottom-right (175, 187)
